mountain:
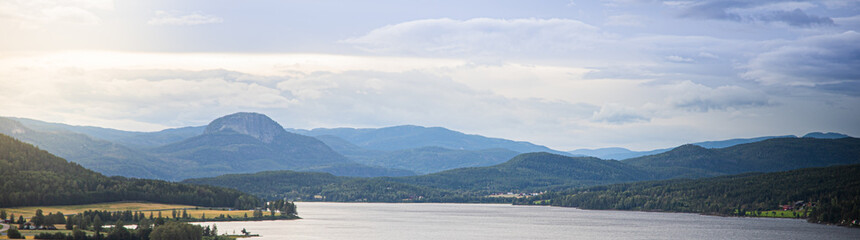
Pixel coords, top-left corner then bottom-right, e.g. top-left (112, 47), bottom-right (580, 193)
top-left (0, 133), bottom-right (260, 208)
top-left (299, 163), bottom-right (416, 177)
top-left (624, 137), bottom-right (860, 179)
top-left (9, 117), bottom-right (205, 149)
top-left (567, 147), bottom-right (668, 160)
top-left (151, 112), bottom-right (353, 179)
top-left (186, 137), bottom-right (860, 204)
top-left (691, 135), bottom-right (797, 148)
top-left (0, 117), bottom-right (176, 179)
top-left (298, 126), bottom-right (569, 174)
top-left (292, 125), bottom-right (570, 155)
top-left (389, 152), bottom-right (651, 192)
top-left (314, 134), bottom-right (519, 174)
top-left (803, 132), bottom-right (850, 139)
top-left (569, 134), bottom-right (804, 160)
top-left (528, 164), bottom-right (860, 226)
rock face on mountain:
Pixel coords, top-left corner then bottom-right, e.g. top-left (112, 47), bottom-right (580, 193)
top-left (204, 112), bottom-right (285, 143)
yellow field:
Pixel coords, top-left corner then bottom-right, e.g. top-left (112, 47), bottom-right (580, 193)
top-left (0, 201), bottom-right (253, 219)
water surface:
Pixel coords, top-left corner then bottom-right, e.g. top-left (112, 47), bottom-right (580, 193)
top-left (198, 202), bottom-right (860, 240)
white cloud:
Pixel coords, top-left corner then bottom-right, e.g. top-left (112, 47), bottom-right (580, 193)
top-left (343, 18), bottom-right (609, 58)
top-left (147, 10), bottom-right (223, 26)
top-left (591, 104), bottom-right (650, 124)
top-left (665, 55), bottom-right (695, 63)
top-left (0, 0), bottom-right (110, 28)
top-left (605, 14), bottom-right (647, 27)
top-left (664, 81), bottom-right (771, 112)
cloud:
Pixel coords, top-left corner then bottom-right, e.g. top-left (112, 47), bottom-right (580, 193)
top-left (605, 14), bottom-right (647, 27)
top-left (591, 104), bottom-right (650, 124)
top-left (674, 0), bottom-right (834, 27)
top-left (0, 0), bottom-right (110, 28)
top-left (342, 18), bottom-right (608, 58)
top-left (743, 31), bottom-right (860, 95)
top-left (665, 55), bottom-right (695, 63)
top-left (665, 81), bottom-right (771, 112)
top-left (147, 10), bottom-right (223, 26)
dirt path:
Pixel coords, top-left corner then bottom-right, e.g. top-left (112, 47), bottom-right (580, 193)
top-left (0, 223), bottom-right (9, 236)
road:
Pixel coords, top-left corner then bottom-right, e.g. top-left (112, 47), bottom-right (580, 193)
top-left (0, 223), bottom-right (9, 236)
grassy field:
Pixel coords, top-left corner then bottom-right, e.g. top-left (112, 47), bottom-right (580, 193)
top-left (745, 209), bottom-right (807, 218)
top-left (0, 201), bottom-right (254, 220)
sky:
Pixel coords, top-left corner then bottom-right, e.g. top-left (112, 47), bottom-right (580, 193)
top-left (1, 0), bottom-right (859, 151)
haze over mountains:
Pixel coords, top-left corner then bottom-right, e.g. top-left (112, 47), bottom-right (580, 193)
top-left (0, 112), bottom-right (854, 183)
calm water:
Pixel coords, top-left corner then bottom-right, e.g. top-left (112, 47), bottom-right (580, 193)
top-left (198, 202), bottom-right (860, 240)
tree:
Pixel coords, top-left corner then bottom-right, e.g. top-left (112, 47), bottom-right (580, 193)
top-left (72, 227), bottom-right (87, 240)
top-left (241, 228), bottom-right (249, 236)
top-left (65, 216), bottom-right (74, 230)
top-left (138, 218), bottom-right (152, 230)
top-left (106, 220), bottom-right (131, 240)
top-left (0, 209), bottom-right (6, 220)
top-left (211, 224), bottom-right (218, 236)
top-left (32, 209), bottom-right (45, 227)
top-left (17, 215), bottom-right (24, 224)
top-left (150, 221), bottom-right (203, 240)
top-left (182, 209), bottom-right (188, 219)
top-left (7, 228), bottom-right (23, 239)
top-left (93, 215), bottom-right (103, 240)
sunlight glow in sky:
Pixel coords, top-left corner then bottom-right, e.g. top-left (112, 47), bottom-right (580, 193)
top-left (1, 0), bottom-right (859, 150)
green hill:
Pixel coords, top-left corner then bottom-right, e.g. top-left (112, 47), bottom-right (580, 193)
top-left (0, 133), bottom-right (260, 209)
top-left (525, 164), bottom-right (860, 226)
top-left (182, 170), bottom-right (493, 203)
top-left (0, 117), bottom-right (177, 179)
top-left (625, 137), bottom-right (860, 179)
top-left (389, 152), bottom-right (650, 193)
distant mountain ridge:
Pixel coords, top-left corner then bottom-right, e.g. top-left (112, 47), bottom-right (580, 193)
top-left (569, 134), bottom-right (848, 160)
top-left (1, 114), bottom-right (413, 180)
top-left (186, 137), bottom-right (860, 203)
top-left (289, 125), bottom-right (572, 174)
top-left (290, 125), bottom-right (570, 155)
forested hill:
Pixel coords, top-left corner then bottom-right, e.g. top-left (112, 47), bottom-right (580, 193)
top-left (378, 152), bottom-right (649, 192)
top-left (624, 137), bottom-right (860, 179)
top-left (0, 133), bottom-right (260, 208)
top-left (523, 164), bottom-right (860, 226)
top-left (183, 170), bottom-right (497, 203)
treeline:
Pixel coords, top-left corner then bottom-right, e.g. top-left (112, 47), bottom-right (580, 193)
top-left (184, 170), bottom-right (513, 203)
top-left (22, 220), bottom-right (221, 240)
top-left (518, 164), bottom-right (860, 226)
top-left (0, 134), bottom-right (260, 209)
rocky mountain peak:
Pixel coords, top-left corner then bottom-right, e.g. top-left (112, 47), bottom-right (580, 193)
top-left (203, 112), bottom-right (285, 143)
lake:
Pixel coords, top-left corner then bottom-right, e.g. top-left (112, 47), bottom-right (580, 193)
top-left (197, 202), bottom-right (860, 240)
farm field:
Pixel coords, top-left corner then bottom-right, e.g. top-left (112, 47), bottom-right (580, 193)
top-left (1, 201), bottom-right (253, 219)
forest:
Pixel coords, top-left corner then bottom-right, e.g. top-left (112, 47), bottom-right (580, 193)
top-left (0, 133), bottom-right (260, 209)
top-left (517, 164), bottom-right (860, 226)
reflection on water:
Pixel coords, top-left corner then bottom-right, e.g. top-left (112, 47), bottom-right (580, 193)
top-left (196, 202), bottom-right (860, 240)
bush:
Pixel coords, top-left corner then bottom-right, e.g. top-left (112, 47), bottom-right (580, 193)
top-left (7, 228), bottom-right (24, 239)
